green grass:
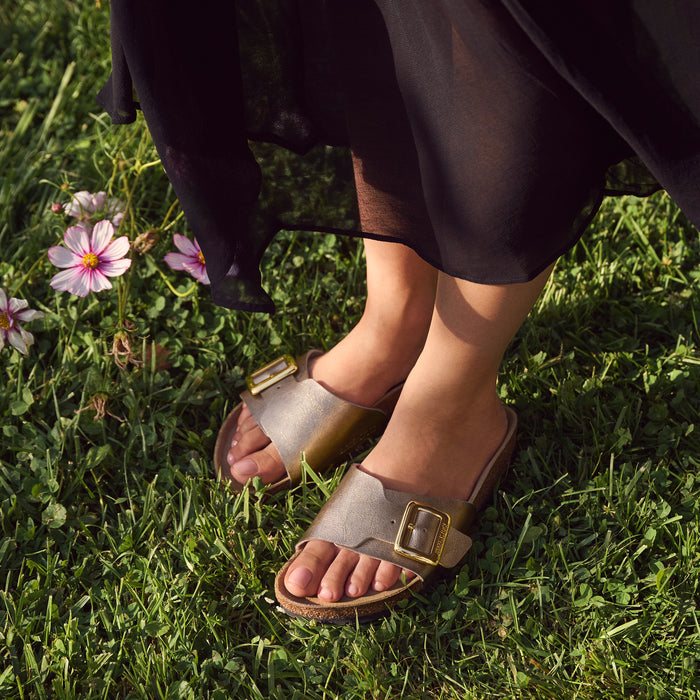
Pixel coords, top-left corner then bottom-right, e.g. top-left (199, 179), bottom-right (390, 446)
top-left (1, 2), bottom-right (699, 698)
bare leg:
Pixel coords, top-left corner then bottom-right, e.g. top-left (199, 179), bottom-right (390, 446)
top-left (225, 239), bottom-right (438, 485)
top-left (227, 0), bottom-right (438, 486)
top-left (283, 264), bottom-right (554, 602)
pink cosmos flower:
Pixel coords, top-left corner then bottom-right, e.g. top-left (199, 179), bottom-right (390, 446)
top-left (164, 234), bottom-right (210, 284)
top-left (48, 220), bottom-right (132, 297)
top-left (64, 190), bottom-right (125, 228)
top-left (0, 288), bottom-right (43, 354)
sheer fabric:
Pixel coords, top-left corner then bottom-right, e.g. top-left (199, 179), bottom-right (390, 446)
top-left (98, 0), bottom-right (700, 312)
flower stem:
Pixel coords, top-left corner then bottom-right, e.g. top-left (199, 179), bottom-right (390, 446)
top-left (9, 252), bottom-right (47, 298)
top-left (160, 200), bottom-right (184, 231)
top-left (154, 266), bottom-right (198, 298)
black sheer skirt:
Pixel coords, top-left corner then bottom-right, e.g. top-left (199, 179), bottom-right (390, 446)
top-left (98, 0), bottom-right (700, 312)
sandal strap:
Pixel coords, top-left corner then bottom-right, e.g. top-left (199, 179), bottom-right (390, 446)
top-left (241, 351), bottom-right (391, 485)
top-left (297, 465), bottom-right (477, 580)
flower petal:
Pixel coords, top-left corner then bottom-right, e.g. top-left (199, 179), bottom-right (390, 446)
top-left (19, 326), bottom-right (35, 349)
top-left (182, 261), bottom-right (210, 284)
top-left (0, 288), bottom-right (7, 311)
top-left (99, 258), bottom-right (131, 278)
top-left (91, 192), bottom-right (107, 211)
top-left (15, 309), bottom-right (43, 322)
top-left (8, 297), bottom-right (28, 314)
top-left (71, 269), bottom-right (94, 297)
top-left (173, 234), bottom-right (199, 257)
top-left (90, 220), bottom-right (115, 255)
top-left (7, 327), bottom-right (28, 354)
top-left (48, 245), bottom-right (82, 269)
top-left (64, 225), bottom-right (91, 256)
top-left (164, 252), bottom-right (190, 270)
top-left (49, 269), bottom-right (73, 291)
top-left (50, 268), bottom-right (91, 297)
top-left (106, 196), bottom-right (125, 214)
top-left (100, 235), bottom-right (129, 261)
top-left (88, 269), bottom-right (113, 293)
top-left (64, 191), bottom-right (92, 218)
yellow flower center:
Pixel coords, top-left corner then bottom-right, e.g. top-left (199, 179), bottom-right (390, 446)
top-left (197, 251), bottom-right (205, 265)
top-left (82, 252), bottom-right (99, 269)
top-left (0, 311), bottom-right (9, 330)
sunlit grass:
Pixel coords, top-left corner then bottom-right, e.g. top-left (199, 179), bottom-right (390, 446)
top-left (1, 2), bottom-right (699, 698)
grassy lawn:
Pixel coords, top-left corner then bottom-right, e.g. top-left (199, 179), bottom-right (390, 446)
top-left (1, 2), bottom-right (699, 698)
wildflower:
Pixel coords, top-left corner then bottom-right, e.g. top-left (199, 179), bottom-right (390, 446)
top-left (64, 190), bottom-right (125, 228)
top-left (164, 234), bottom-right (209, 284)
top-left (0, 288), bottom-right (43, 354)
top-left (50, 202), bottom-right (63, 214)
top-left (48, 220), bottom-right (131, 297)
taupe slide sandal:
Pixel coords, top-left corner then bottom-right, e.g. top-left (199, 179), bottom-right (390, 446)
top-left (274, 407), bottom-right (518, 623)
top-left (213, 350), bottom-right (402, 495)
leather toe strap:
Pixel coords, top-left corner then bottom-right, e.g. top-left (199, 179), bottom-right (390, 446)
top-left (241, 351), bottom-right (390, 485)
top-left (297, 465), bottom-right (477, 580)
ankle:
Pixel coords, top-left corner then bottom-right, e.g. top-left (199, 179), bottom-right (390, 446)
top-left (357, 302), bottom-right (432, 360)
top-left (309, 319), bottom-right (425, 408)
top-left (362, 291), bottom-right (434, 338)
top-left (361, 390), bottom-right (508, 500)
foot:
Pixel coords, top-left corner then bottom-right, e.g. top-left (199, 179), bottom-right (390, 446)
top-left (282, 369), bottom-right (510, 602)
top-left (224, 313), bottom-right (428, 487)
top-left (279, 256), bottom-right (551, 605)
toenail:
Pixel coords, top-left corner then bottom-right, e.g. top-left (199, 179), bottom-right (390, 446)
top-left (226, 451), bottom-right (236, 466)
top-left (373, 581), bottom-right (387, 592)
top-left (318, 586), bottom-right (334, 601)
top-left (347, 583), bottom-right (359, 597)
top-left (288, 566), bottom-right (313, 589)
top-left (232, 458), bottom-right (258, 476)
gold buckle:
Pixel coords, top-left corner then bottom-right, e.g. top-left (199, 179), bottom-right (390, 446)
top-left (246, 354), bottom-right (297, 395)
top-left (394, 501), bottom-right (450, 566)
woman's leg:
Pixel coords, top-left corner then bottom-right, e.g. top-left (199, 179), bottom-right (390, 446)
top-left (283, 263), bottom-right (554, 601)
top-left (226, 0), bottom-right (441, 486)
top-left (224, 238), bottom-right (438, 485)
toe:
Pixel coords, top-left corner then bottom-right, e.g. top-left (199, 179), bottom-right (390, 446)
top-left (346, 554), bottom-right (382, 598)
top-left (227, 404), bottom-right (270, 465)
top-left (236, 403), bottom-right (253, 426)
top-left (235, 410), bottom-right (266, 439)
top-left (230, 442), bottom-right (286, 485)
top-left (372, 560), bottom-right (411, 592)
top-left (227, 421), bottom-right (271, 465)
top-left (285, 540), bottom-right (339, 597)
top-left (317, 548), bottom-right (362, 602)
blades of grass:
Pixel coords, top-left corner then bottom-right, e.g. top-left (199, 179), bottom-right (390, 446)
top-left (297, 456), bottom-right (334, 499)
top-left (38, 61), bottom-right (75, 145)
top-left (598, 618), bottom-right (639, 640)
top-left (505, 511), bottom-right (532, 575)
